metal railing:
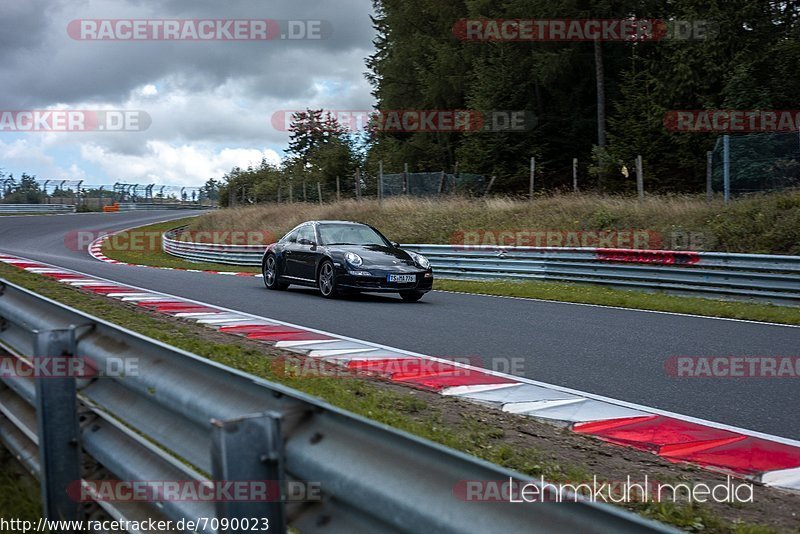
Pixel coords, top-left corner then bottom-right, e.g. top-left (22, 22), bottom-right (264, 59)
top-left (0, 204), bottom-right (76, 214)
top-left (116, 203), bottom-right (214, 211)
top-left (0, 279), bottom-right (669, 533)
top-left (161, 229), bottom-right (800, 305)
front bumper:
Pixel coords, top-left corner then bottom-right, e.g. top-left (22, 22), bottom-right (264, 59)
top-left (336, 269), bottom-right (433, 293)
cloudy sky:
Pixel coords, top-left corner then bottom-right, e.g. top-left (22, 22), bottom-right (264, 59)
top-left (0, 0), bottom-right (376, 187)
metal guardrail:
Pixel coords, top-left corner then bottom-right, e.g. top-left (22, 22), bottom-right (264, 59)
top-left (0, 279), bottom-right (669, 533)
top-left (0, 204), bottom-right (76, 214)
top-left (116, 203), bottom-right (215, 211)
top-left (162, 228), bottom-right (800, 305)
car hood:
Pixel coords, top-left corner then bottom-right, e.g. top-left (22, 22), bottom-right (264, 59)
top-left (328, 244), bottom-right (418, 268)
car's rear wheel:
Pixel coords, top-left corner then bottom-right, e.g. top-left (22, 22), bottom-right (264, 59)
top-left (263, 255), bottom-right (289, 290)
top-left (400, 290), bottom-right (425, 302)
top-left (318, 260), bottom-right (339, 298)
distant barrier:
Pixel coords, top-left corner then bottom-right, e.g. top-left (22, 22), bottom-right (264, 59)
top-left (162, 228), bottom-right (800, 305)
top-left (0, 204), bottom-right (76, 214)
top-left (103, 203), bottom-right (215, 212)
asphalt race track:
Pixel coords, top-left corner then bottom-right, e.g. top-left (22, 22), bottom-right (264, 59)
top-left (1, 211), bottom-right (798, 439)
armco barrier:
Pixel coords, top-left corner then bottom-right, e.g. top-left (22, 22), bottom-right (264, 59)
top-left (161, 228), bottom-right (800, 305)
top-left (0, 204), bottom-right (76, 214)
top-left (0, 278), bottom-right (671, 533)
top-left (116, 203), bottom-right (215, 211)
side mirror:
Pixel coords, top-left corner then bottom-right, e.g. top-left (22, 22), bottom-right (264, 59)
top-left (298, 238), bottom-right (316, 247)
top-left (391, 241), bottom-right (400, 248)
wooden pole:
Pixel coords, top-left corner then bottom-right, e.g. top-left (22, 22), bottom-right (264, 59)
top-left (529, 157), bottom-right (535, 200)
top-left (572, 158), bottom-right (578, 192)
top-left (336, 176), bottom-right (341, 202)
top-left (636, 155), bottom-right (644, 200)
top-left (484, 176), bottom-right (496, 197)
top-left (706, 151), bottom-right (713, 202)
top-left (403, 163), bottom-right (409, 195)
top-left (378, 161), bottom-right (383, 204)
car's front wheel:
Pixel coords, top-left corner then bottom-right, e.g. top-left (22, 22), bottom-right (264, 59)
top-left (318, 260), bottom-right (339, 298)
top-left (263, 255), bottom-right (289, 290)
top-left (400, 290), bottom-right (425, 302)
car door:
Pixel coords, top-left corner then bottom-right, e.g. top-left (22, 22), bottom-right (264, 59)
top-left (281, 226), bottom-right (304, 279)
top-left (292, 224), bottom-right (319, 281)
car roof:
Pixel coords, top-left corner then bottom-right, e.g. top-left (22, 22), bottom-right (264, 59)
top-left (312, 220), bottom-right (365, 225)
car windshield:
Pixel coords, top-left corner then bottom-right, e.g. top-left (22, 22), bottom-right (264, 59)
top-left (318, 224), bottom-right (389, 247)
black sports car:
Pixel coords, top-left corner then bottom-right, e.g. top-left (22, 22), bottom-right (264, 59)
top-left (261, 221), bottom-right (434, 301)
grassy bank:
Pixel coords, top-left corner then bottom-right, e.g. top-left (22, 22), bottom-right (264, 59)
top-left (100, 218), bottom-right (259, 273)
top-left (189, 191), bottom-right (800, 254)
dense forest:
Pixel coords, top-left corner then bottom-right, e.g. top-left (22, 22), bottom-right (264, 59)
top-left (203, 1), bottom-right (800, 203)
top-left (365, 0), bottom-right (800, 194)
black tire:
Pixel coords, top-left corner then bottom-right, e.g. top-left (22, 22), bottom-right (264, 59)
top-left (400, 290), bottom-right (424, 302)
top-left (263, 255), bottom-right (289, 290)
top-left (317, 260), bottom-right (339, 298)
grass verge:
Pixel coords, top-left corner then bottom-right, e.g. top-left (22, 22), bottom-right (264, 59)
top-left (99, 217), bottom-right (260, 273)
top-left (0, 448), bottom-right (41, 523)
top-left (0, 262), bottom-right (795, 532)
top-left (435, 279), bottom-right (800, 325)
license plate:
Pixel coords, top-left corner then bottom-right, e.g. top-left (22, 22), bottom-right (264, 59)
top-left (387, 274), bottom-right (415, 283)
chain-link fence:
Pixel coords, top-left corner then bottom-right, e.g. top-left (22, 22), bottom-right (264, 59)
top-left (710, 132), bottom-right (800, 196)
top-left (381, 172), bottom-right (486, 197)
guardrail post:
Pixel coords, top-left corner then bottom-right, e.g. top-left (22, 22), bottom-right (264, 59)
top-left (34, 328), bottom-right (82, 522)
top-left (211, 412), bottom-right (287, 533)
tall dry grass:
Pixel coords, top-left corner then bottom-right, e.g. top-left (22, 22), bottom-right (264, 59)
top-left (188, 191), bottom-right (800, 254)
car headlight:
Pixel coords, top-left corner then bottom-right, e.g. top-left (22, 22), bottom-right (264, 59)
top-left (345, 252), bottom-right (363, 267)
top-left (410, 252), bottom-right (430, 269)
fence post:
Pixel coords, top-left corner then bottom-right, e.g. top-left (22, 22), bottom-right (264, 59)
top-left (317, 182), bottom-right (323, 205)
top-left (484, 176), bottom-right (496, 197)
top-left (635, 155), bottom-right (644, 200)
top-left (378, 161), bottom-right (383, 204)
top-left (438, 170), bottom-right (446, 195)
top-left (403, 163), bottom-right (409, 195)
top-left (34, 328), bottom-right (82, 523)
top-left (453, 161), bottom-right (459, 195)
top-left (211, 412), bottom-right (287, 532)
top-left (572, 159), bottom-right (578, 192)
top-left (723, 135), bottom-right (730, 203)
top-left (529, 157), bottom-right (535, 200)
top-left (355, 169), bottom-right (361, 201)
top-left (336, 176), bottom-right (340, 202)
top-left (44, 180), bottom-right (50, 204)
top-left (289, 182), bottom-right (293, 204)
top-left (706, 151), bottom-right (713, 202)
